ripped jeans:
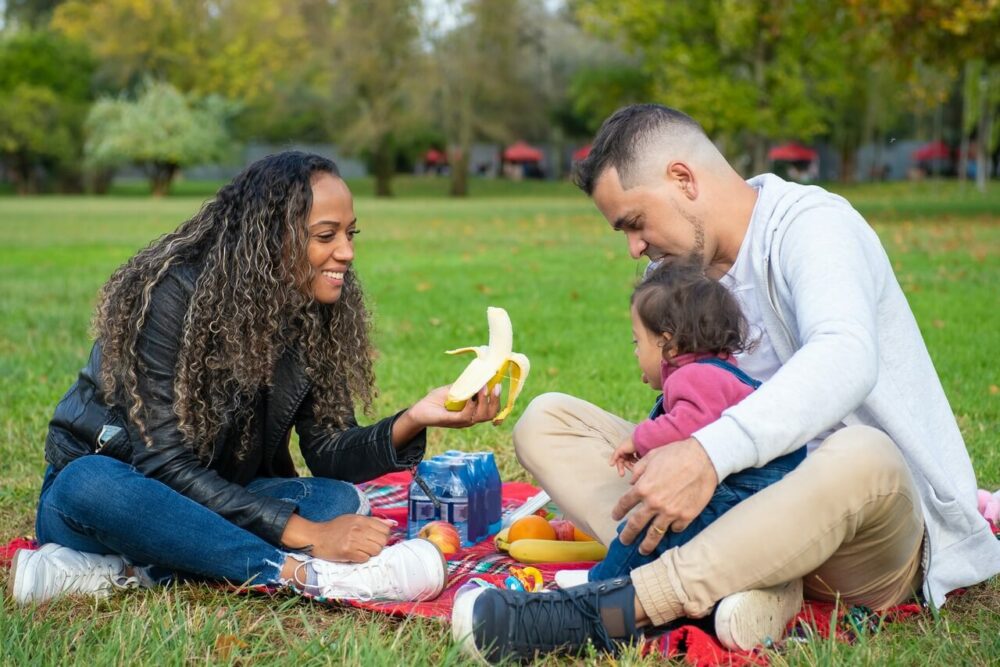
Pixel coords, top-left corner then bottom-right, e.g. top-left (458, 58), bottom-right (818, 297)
top-left (34, 455), bottom-right (368, 586)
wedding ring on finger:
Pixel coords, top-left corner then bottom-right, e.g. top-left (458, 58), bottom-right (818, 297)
top-left (650, 525), bottom-right (667, 536)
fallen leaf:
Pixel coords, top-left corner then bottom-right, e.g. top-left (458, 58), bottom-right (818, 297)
top-left (214, 634), bottom-right (247, 661)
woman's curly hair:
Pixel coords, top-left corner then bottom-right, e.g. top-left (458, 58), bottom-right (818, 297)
top-left (94, 152), bottom-right (375, 462)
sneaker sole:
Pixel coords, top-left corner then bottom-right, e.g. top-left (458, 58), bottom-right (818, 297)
top-left (554, 569), bottom-right (590, 589)
top-left (715, 578), bottom-right (804, 651)
top-left (7, 545), bottom-right (57, 604)
top-left (451, 586), bottom-right (489, 665)
top-left (6, 549), bottom-right (25, 602)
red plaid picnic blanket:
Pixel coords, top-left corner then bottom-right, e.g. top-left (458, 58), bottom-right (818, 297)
top-left (347, 470), bottom-right (593, 618)
top-left (2, 470), bottom-right (932, 666)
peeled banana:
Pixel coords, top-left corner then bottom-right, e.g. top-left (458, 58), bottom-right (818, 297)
top-left (495, 527), bottom-right (608, 564)
top-left (445, 306), bottom-right (530, 425)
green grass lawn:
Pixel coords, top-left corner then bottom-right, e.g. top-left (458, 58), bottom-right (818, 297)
top-left (1, 181), bottom-right (998, 664)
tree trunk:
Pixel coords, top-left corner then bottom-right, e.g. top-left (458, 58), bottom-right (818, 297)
top-left (976, 74), bottom-right (990, 193)
top-left (750, 133), bottom-right (768, 176)
top-left (840, 145), bottom-right (857, 184)
top-left (449, 83), bottom-right (473, 197)
top-left (150, 162), bottom-right (178, 197)
top-left (90, 167), bottom-right (115, 195)
top-left (449, 146), bottom-right (469, 197)
top-left (373, 138), bottom-right (394, 198)
top-left (931, 102), bottom-right (944, 178)
top-left (958, 61), bottom-right (975, 184)
top-left (13, 152), bottom-right (36, 194)
top-left (751, 19), bottom-right (769, 177)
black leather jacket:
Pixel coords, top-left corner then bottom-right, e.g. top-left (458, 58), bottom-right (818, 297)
top-left (45, 265), bottom-right (426, 546)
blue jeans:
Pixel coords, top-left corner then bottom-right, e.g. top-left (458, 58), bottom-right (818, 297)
top-left (589, 447), bottom-right (806, 581)
top-left (35, 455), bottom-right (368, 585)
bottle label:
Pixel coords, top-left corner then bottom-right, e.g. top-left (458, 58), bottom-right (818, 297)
top-left (447, 500), bottom-right (469, 524)
top-left (409, 499), bottom-right (437, 521)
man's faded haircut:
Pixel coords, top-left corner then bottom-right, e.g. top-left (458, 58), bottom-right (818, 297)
top-left (573, 104), bottom-right (710, 195)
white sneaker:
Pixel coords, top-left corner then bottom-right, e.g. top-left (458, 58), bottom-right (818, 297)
top-left (554, 569), bottom-right (590, 589)
top-left (7, 543), bottom-right (140, 605)
top-left (714, 579), bottom-right (804, 650)
top-left (304, 538), bottom-right (447, 602)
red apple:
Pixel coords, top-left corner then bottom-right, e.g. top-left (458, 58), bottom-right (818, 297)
top-left (549, 519), bottom-right (576, 541)
top-left (418, 520), bottom-right (461, 555)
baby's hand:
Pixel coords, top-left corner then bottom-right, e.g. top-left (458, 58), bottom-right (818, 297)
top-left (609, 437), bottom-right (638, 477)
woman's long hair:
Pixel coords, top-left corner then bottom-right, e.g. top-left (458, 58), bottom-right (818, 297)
top-left (95, 152), bottom-right (375, 462)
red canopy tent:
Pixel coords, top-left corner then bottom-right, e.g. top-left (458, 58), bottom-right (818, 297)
top-left (768, 143), bottom-right (818, 162)
top-left (572, 144), bottom-right (591, 162)
top-left (504, 141), bottom-right (543, 163)
top-left (912, 141), bottom-right (951, 162)
top-left (424, 148), bottom-right (446, 165)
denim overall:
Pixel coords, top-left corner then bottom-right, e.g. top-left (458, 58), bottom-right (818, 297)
top-left (589, 358), bottom-right (807, 581)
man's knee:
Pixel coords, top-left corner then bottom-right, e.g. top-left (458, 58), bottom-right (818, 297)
top-left (812, 425), bottom-right (911, 491)
top-left (512, 392), bottom-right (573, 468)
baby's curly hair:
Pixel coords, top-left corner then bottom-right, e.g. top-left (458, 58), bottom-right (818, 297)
top-left (95, 151), bottom-right (375, 462)
top-left (631, 258), bottom-right (750, 360)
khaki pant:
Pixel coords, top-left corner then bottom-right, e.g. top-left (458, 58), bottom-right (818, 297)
top-left (513, 393), bottom-right (925, 626)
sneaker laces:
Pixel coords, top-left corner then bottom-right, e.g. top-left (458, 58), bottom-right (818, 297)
top-left (54, 556), bottom-right (128, 595)
top-left (507, 587), bottom-right (616, 653)
top-left (302, 556), bottom-right (399, 602)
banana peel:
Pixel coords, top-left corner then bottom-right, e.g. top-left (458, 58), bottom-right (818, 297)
top-left (495, 527), bottom-right (607, 563)
top-left (445, 306), bottom-right (530, 425)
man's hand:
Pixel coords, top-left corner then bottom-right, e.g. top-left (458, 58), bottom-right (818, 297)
top-left (612, 437), bottom-right (719, 555)
top-left (282, 513), bottom-right (393, 563)
top-left (609, 436), bottom-right (639, 477)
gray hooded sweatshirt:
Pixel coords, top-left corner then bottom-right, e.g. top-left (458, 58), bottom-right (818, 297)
top-left (693, 174), bottom-right (1000, 608)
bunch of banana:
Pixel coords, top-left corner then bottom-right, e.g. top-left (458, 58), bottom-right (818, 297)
top-left (494, 527), bottom-right (608, 564)
top-left (445, 306), bottom-right (530, 426)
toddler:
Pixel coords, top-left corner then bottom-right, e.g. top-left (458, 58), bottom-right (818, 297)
top-left (585, 259), bottom-right (806, 582)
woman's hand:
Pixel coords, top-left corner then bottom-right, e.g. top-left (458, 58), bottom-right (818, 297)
top-left (392, 384), bottom-right (502, 445)
top-left (609, 436), bottom-right (639, 477)
top-left (281, 513), bottom-right (392, 562)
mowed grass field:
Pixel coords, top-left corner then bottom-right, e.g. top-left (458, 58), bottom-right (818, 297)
top-left (1, 178), bottom-right (998, 665)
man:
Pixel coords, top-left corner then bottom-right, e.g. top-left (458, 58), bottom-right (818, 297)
top-left (451, 104), bottom-right (1000, 663)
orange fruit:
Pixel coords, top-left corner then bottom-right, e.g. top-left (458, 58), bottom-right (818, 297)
top-left (509, 515), bottom-right (557, 542)
top-left (573, 526), bottom-right (597, 542)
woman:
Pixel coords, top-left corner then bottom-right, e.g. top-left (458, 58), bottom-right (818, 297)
top-left (8, 152), bottom-right (501, 605)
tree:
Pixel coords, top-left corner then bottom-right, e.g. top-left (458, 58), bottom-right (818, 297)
top-left (52, 0), bottom-right (327, 143)
top-left (3, 0), bottom-right (64, 29)
top-left (575, 0), bottom-right (874, 174)
top-left (431, 0), bottom-right (541, 196)
top-left (0, 29), bottom-right (94, 192)
top-left (853, 0), bottom-right (1000, 190)
top-left (85, 80), bottom-right (237, 196)
top-left (327, 0), bottom-right (424, 197)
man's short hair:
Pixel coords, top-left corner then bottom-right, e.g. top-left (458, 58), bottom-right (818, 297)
top-left (573, 104), bottom-right (708, 195)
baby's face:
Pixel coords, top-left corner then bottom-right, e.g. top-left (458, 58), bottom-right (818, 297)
top-left (631, 305), bottom-right (666, 388)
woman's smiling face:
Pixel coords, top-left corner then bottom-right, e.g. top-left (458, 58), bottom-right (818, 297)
top-left (306, 173), bottom-right (358, 304)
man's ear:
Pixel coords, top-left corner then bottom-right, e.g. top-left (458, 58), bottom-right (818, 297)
top-left (666, 161), bottom-right (697, 200)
